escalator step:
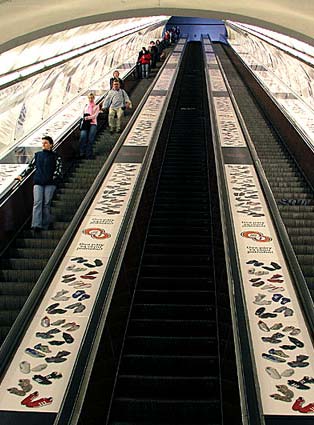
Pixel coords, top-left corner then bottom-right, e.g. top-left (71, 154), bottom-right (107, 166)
top-left (110, 398), bottom-right (220, 424)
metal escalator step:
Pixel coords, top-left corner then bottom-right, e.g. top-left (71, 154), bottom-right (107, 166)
top-left (134, 289), bottom-right (213, 305)
top-left (110, 398), bottom-right (220, 424)
top-left (0, 258), bottom-right (47, 270)
top-left (142, 253), bottom-right (210, 266)
top-left (0, 269), bottom-right (41, 282)
top-left (0, 281), bottom-right (34, 295)
top-left (140, 264), bottom-right (210, 278)
top-left (115, 375), bottom-right (218, 399)
top-left (128, 318), bottom-right (216, 337)
top-left (120, 354), bottom-right (218, 376)
top-left (137, 276), bottom-right (211, 291)
top-left (132, 304), bottom-right (214, 320)
top-left (124, 335), bottom-right (216, 356)
top-left (0, 294), bottom-right (28, 310)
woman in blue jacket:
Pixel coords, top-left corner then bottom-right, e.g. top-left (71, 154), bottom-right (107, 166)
top-left (16, 136), bottom-right (62, 231)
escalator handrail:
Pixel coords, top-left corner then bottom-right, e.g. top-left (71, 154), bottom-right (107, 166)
top-left (216, 54), bottom-right (314, 331)
top-left (0, 52), bottom-right (174, 376)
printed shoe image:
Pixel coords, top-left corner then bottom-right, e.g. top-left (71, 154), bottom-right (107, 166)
top-left (31, 364), bottom-right (47, 372)
top-left (25, 348), bottom-right (46, 358)
top-left (288, 336), bottom-right (304, 348)
top-left (26, 397), bottom-right (53, 408)
top-left (280, 297), bottom-right (291, 305)
top-left (288, 354), bottom-right (310, 368)
top-left (265, 367), bottom-right (281, 379)
top-left (74, 304), bottom-right (86, 313)
top-left (78, 293), bottom-right (90, 301)
top-left (282, 326), bottom-right (295, 333)
top-left (8, 387), bottom-right (26, 396)
top-left (32, 375), bottom-right (52, 385)
top-left (260, 312), bottom-right (277, 319)
top-left (51, 319), bottom-right (66, 326)
top-left (272, 294), bottom-right (283, 302)
top-left (292, 397), bottom-right (314, 413)
top-left (63, 332), bottom-right (74, 344)
top-left (262, 353), bottom-right (286, 363)
top-left (280, 345), bottom-right (297, 350)
top-left (269, 349), bottom-right (289, 359)
top-left (288, 380), bottom-right (310, 390)
top-left (270, 323), bottom-right (283, 330)
top-left (72, 290), bottom-right (85, 299)
top-left (48, 340), bottom-right (65, 346)
top-left (34, 344), bottom-right (52, 354)
top-left (20, 361), bottom-right (31, 374)
top-left (258, 320), bottom-right (270, 332)
top-left (300, 376), bottom-right (314, 385)
top-left (281, 369), bottom-right (294, 377)
top-left (290, 328), bottom-right (301, 336)
top-left (21, 391), bottom-right (39, 405)
top-left (18, 379), bottom-right (32, 392)
top-left (41, 316), bottom-right (50, 328)
top-left (270, 384), bottom-right (294, 402)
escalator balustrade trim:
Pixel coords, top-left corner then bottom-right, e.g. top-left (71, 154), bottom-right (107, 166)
top-left (204, 38), bottom-right (314, 420)
top-left (0, 40), bottom-right (187, 424)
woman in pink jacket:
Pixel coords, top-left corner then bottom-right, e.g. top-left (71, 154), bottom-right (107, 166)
top-left (79, 92), bottom-right (100, 159)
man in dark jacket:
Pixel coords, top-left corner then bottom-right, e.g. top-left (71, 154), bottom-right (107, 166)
top-left (16, 136), bottom-right (62, 230)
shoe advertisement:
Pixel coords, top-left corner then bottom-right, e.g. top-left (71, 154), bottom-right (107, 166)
top-left (0, 163), bottom-right (141, 413)
top-left (205, 35), bottom-right (314, 417)
top-left (225, 163), bottom-right (314, 416)
top-left (123, 96), bottom-right (165, 147)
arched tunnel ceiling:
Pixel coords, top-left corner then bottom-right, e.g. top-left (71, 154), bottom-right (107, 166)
top-left (0, 0), bottom-right (313, 53)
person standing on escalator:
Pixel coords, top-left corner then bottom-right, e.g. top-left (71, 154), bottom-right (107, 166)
top-left (16, 136), bottom-right (62, 231)
top-left (79, 92), bottom-right (100, 159)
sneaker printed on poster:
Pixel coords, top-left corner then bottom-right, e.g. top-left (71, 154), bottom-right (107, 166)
top-left (124, 96), bottom-right (164, 147)
top-left (1, 256), bottom-right (106, 412)
top-left (246, 260), bottom-right (314, 413)
top-left (213, 97), bottom-right (247, 148)
top-left (228, 165), bottom-right (265, 217)
top-left (207, 38), bottom-right (314, 415)
top-left (92, 163), bottom-right (141, 216)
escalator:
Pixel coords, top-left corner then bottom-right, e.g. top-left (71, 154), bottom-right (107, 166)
top-left (0, 134), bottom-right (116, 345)
top-left (79, 42), bottom-right (242, 425)
top-left (214, 44), bottom-right (314, 301)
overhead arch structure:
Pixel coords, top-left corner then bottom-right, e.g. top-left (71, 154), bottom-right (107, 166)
top-left (0, 0), bottom-right (313, 53)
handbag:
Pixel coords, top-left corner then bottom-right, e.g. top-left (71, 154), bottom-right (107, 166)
top-left (80, 113), bottom-right (91, 131)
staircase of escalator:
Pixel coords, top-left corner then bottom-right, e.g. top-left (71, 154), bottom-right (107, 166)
top-left (77, 42), bottom-right (242, 425)
top-left (214, 44), bottom-right (314, 301)
top-left (0, 134), bottom-right (117, 345)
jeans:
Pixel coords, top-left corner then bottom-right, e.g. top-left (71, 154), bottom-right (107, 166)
top-left (141, 63), bottom-right (149, 78)
top-left (109, 107), bottom-right (124, 131)
top-left (32, 185), bottom-right (56, 229)
top-left (79, 124), bottom-right (97, 158)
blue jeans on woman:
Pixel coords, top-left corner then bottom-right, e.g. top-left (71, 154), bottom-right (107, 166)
top-left (79, 124), bottom-right (97, 159)
top-left (32, 184), bottom-right (56, 229)
top-left (141, 64), bottom-right (149, 79)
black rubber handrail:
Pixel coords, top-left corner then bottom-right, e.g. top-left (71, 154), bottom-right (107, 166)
top-left (216, 54), bottom-right (314, 332)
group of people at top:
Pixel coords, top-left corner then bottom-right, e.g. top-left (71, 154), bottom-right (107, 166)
top-left (15, 28), bottom-right (181, 231)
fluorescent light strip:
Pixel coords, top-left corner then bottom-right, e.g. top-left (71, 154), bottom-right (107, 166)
top-left (0, 17), bottom-right (168, 88)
